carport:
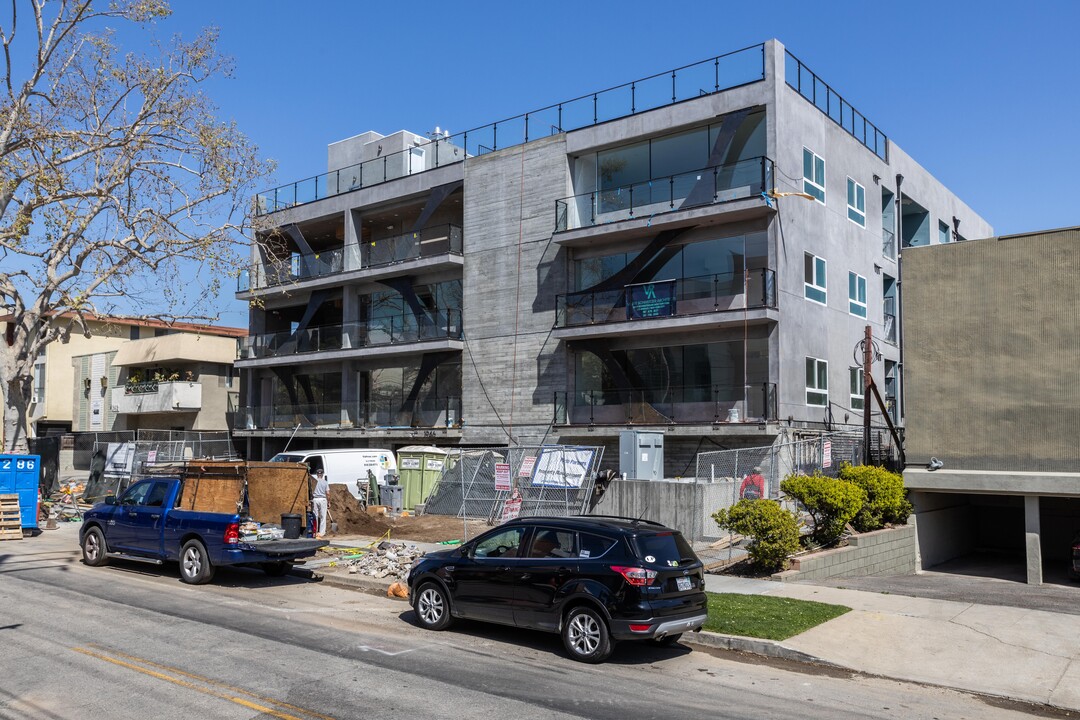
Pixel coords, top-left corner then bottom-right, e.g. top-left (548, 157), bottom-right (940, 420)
top-left (909, 483), bottom-right (1080, 586)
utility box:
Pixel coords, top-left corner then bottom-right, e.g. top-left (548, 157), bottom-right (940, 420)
top-left (382, 484), bottom-right (403, 515)
top-left (0, 454), bottom-right (40, 529)
top-left (619, 431), bottom-right (664, 481)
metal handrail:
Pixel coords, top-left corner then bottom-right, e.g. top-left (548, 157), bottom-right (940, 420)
top-left (555, 268), bottom-right (776, 328)
top-left (553, 382), bottom-right (778, 425)
top-left (555, 156), bottom-right (773, 232)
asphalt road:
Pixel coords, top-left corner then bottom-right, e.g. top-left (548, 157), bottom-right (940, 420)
top-left (0, 525), bottom-right (1065, 720)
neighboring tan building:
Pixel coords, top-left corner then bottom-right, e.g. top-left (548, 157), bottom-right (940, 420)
top-left (903, 227), bottom-right (1080, 585)
top-left (236, 39), bottom-right (990, 471)
top-left (1, 314), bottom-right (245, 439)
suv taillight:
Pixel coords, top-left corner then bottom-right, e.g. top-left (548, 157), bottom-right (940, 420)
top-left (611, 565), bottom-right (657, 587)
top-left (224, 522), bottom-right (239, 545)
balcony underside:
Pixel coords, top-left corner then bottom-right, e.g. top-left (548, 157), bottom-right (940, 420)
top-left (553, 195), bottom-right (773, 249)
top-left (554, 307), bottom-right (777, 341)
top-left (235, 340), bottom-right (464, 369)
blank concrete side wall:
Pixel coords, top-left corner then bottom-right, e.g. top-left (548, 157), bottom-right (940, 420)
top-left (461, 135), bottom-right (570, 446)
top-left (777, 526), bottom-right (917, 582)
top-left (591, 480), bottom-right (706, 540)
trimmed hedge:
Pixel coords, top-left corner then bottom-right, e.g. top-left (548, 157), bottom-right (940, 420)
top-left (838, 463), bottom-right (912, 532)
top-left (712, 499), bottom-right (801, 572)
top-left (781, 473), bottom-right (866, 545)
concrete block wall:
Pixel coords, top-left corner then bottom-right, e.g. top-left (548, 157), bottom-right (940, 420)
top-left (775, 525), bottom-right (917, 582)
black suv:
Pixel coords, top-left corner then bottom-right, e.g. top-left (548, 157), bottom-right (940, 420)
top-left (407, 515), bottom-right (708, 663)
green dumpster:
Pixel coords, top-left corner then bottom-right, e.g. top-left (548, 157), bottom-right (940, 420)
top-left (396, 446), bottom-right (449, 511)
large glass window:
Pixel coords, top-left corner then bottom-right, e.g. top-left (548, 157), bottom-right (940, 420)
top-left (806, 357), bottom-right (828, 407)
top-left (847, 178), bottom-right (865, 226)
top-left (803, 148), bottom-right (826, 203)
top-left (804, 253), bottom-right (827, 305)
top-left (939, 220), bottom-right (951, 244)
top-left (32, 352), bottom-right (45, 404)
top-left (849, 367), bottom-right (865, 410)
top-left (651, 127), bottom-right (709, 179)
top-left (848, 272), bottom-right (867, 318)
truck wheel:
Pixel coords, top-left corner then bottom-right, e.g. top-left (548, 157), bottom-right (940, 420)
top-left (260, 561), bottom-right (290, 577)
top-left (179, 539), bottom-right (215, 585)
top-left (81, 527), bottom-right (109, 567)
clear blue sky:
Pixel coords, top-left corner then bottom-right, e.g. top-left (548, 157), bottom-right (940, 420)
top-left (149, 1), bottom-right (1080, 326)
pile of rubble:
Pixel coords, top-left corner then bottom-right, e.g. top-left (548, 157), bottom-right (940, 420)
top-left (345, 540), bottom-right (424, 582)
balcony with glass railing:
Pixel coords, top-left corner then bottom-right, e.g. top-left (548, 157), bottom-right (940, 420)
top-left (234, 396), bottom-right (462, 431)
top-left (882, 227), bottom-right (896, 260)
top-left (255, 44), bottom-right (767, 215)
top-left (555, 269), bottom-right (776, 329)
top-left (553, 383), bottom-right (777, 426)
top-left (555, 157), bottom-right (773, 233)
top-left (238, 225), bottom-right (463, 293)
top-left (237, 311), bottom-right (463, 360)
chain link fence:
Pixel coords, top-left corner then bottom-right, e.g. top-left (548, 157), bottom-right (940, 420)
top-left (423, 445), bottom-right (605, 523)
top-left (83, 430), bottom-right (239, 502)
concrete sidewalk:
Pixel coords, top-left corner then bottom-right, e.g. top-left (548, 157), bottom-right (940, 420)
top-left (702, 574), bottom-right (1080, 712)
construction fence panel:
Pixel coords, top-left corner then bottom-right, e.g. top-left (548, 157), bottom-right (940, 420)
top-left (83, 431), bottom-right (239, 501)
top-left (422, 445), bottom-right (605, 522)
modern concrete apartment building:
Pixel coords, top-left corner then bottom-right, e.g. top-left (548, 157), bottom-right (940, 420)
top-left (903, 227), bottom-right (1080, 584)
top-left (236, 39), bottom-right (990, 470)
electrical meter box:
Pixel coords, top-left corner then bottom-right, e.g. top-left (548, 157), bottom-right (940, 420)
top-left (619, 431), bottom-right (664, 481)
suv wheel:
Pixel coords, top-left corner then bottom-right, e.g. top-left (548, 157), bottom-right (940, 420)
top-left (414, 582), bottom-right (453, 630)
top-left (562, 606), bottom-right (613, 663)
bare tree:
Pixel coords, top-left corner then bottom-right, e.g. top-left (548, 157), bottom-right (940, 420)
top-left (0, 0), bottom-right (271, 452)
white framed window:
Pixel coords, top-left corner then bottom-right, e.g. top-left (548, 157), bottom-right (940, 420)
top-left (803, 147), bottom-right (826, 203)
top-left (848, 272), bottom-right (867, 318)
top-left (804, 253), bottom-right (827, 305)
top-left (806, 357), bottom-right (828, 407)
top-left (849, 367), bottom-right (865, 411)
top-left (32, 353), bottom-right (46, 405)
top-left (847, 178), bottom-right (865, 226)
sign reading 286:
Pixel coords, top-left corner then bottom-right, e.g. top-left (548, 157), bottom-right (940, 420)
top-left (1, 458), bottom-right (36, 470)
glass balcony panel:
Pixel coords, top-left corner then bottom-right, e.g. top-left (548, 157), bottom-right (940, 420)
top-left (561, 382), bottom-right (777, 425)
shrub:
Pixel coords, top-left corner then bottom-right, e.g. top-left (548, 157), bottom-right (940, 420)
top-left (780, 473), bottom-right (866, 545)
top-left (712, 499), bottom-right (801, 572)
top-left (838, 463), bottom-right (913, 531)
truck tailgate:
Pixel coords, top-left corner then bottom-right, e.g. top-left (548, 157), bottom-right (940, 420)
top-left (237, 539), bottom-right (328, 556)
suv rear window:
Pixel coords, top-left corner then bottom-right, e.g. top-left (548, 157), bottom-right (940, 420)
top-left (634, 532), bottom-right (697, 567)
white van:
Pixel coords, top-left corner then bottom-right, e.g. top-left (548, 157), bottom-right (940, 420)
top-left (269, 449), bottom-right (397, 500)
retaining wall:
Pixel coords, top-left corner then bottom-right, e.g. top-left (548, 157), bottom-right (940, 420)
top-left (775, 525), bottom-right (917, 582)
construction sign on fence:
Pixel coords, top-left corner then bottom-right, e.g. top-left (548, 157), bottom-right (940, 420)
top-left (494, 463), bottom-right (511, 491)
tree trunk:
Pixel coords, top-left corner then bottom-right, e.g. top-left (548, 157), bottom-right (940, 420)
top-left (2, 369), bottom-right (32, 455)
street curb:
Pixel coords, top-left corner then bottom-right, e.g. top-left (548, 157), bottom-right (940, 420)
top-left (681, 631), bottom-right (845, 668)
top-left (310, 570), bottom-right (410, 601)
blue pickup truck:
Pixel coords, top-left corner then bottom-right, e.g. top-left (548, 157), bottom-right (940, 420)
top-left (79, 476), bottom-right (327, 584)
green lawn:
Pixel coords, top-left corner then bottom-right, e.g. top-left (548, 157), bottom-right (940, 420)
top-left (703, 592), bottom-right (850, 640)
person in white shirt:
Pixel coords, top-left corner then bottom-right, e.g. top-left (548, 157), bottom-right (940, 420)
top-left (311, 468), bottom-right (329, 539)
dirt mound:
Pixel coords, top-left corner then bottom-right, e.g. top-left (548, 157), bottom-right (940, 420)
top-left (325, 484), bottom-right (488, 543)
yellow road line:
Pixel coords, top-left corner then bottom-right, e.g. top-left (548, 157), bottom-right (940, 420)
top-left (72, 646), bottom-right (333, 720)
top-left (84, 643), bottom-right (338, 720)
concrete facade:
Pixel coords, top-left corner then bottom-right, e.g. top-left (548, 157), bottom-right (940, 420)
top-left (237, 40), bottom-right (989, 474)
top-left (903, 227), bottom-right (1080, 583)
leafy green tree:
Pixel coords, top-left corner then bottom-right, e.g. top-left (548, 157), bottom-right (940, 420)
top-left (712, 499), bottom-right (801, 572)
top-left (0, 1), bottom-right (271, 451)
top-left (781, 473), bottom-right (866, 545)
top-left (838, 463), bottom-right (912, 531)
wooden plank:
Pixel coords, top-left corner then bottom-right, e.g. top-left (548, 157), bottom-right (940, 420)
top-left (177, 464), bottom-right (244, 515)
top-left (0, 529), bottom-right (23, 541)
top-left (246, 462), bottom-right (310, 525)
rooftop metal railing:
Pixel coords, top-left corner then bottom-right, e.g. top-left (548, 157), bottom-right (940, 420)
top-left (784, 50), bottom-right (888, 161)
top-left (555, 157), bottom-right (773, 232)
top-left (255, 44), bottom-right (766, 215)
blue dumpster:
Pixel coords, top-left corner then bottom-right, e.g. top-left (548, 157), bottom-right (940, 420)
top-left (0, 454), bottom-right (40, 529)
